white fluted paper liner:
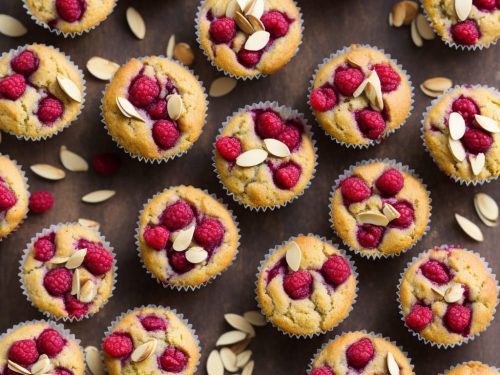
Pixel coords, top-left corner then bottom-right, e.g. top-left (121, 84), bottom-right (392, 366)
top-left (308, 44), bottom-right (415, 149)
top-left (420, 84), bottom-right (500, 186)
top-left (195, 0), bottom-right (304, 80)
top-left (100, 56), bottom-right (208, 164)
top-left (329, 158), bottom-right (432, 260)
top-left (19, 222), bottom-right (118, 322)
top-left (306, 330), bottom-right (415, 374)
top-left (135, 187), bottom-right (241, 291)
top-left (438, 361), bottom-right (500, 375)
top-left (254, 233), bottom-right (358, 339)
top-left (212, 101), bottom-right (318, 211)
top-left (397, 245), bottom-right (499, 349)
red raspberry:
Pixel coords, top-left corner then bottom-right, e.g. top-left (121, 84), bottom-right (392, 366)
top-left (474, 0), bottom-right (496, 10)
top-left (11, 50), bottom-right (39, 76)
top-left (261, 11), bottom-right (289, 38)
top-left (276, 125), bottom-right (301, 151)
top-left (140, 315), bottom-right (167, 331)
top-left (340, 176), bottom-right (371, 203)
top-left (310, 87), bottom-right (338, 112)
top-left (147, 99), bottom-right (167, 120)
top-left (0, 184), bottom-right (17, 210)
top-left (283, 270), bottom-right (313, 300)
top-left (452, 97), bottom-right (479, 124)
top-left (92, 153), bottom-right (121, 176)
top-left (311, 367), bottom-right (335, 375)
top-left (29, 191), bottom-right (54, 214)
top-left (321, 255), bottom-right (351, 286)
top-left (56, 0), bottom-right (84, 22)
top-left (194, 218), bottom-right (225, 247)
top-left (64, 293), bottom-right (88, 318)
top-left (34, 237), bottom-right (56, 262)
top-left (373, 64), bottom-right (401, 93)
top-left (462, 127), bottom-right (493, 154)
top-left (54, 369), bottom-right (72, 375)
top-left (152, 120), bottom-right (180, 150)
top-left (346, 338), bottom-right (374, 369)
top-left (274, 163), bottom-right (301, 189)
top-left (237, 49), bottom-right (261, 68)
top-left (405, 304), bottom-right (433, 331)
top-left (356, 224), bottom-right (383, 248)
top-left (143, 226), bottom-right (170, 250)
top-left (390, 201), bottom-right (414, 228)
top-left (43, 268), bottom-right (72, 297)
top-left (357, 110), bottom-right (386, 140)
top-left (128, 75), bottom-right (160, 108)
top-left (168, 250), bottom-right (194, 274)
top-left (256, 111), bottom-right (284, 139)
top-left (160, 346), bottom-right (189, 372)
top-left (445, 304), bottom-right (472, 333)
top-left (37, 97), bottom-right (63, 125)
top-left (103, 333), bottom-right (133, 359)
top-left (216, 136), bottom-right (242, 161)
top-left (81, 240), bottom-right (114, 276)
top-left (8, 339), bottom-right (39, 366)
top-left (209, 17), bottom-right (236, 43)
top-left (376, 168), bottom-right (404, 197)
top-left (451, 20), bottom-right (481, 45)
top-left (420, 260), bottom-right (450, 285)
top-left (36, 329), bottom-right (65, 357)
top-left (0, 74), bottom-right (26, 100)
top-left (162, 200), bottom-right (194, 231)
top-left (334, 67), bottom-right (364, 97)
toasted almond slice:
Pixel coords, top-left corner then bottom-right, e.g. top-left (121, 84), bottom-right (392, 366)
top-left (236, 149), bottom-right (268, 167)
top-left (209, 77), bottom-right (237, 98)
top-left (423, 77), bottom-right (452, 93)
top-left (116, 96), bottom-right (145, 121)
top-left (60, 146), bottom-right (88, 172)
top-left (455, 213), bottom-right (484, 241)
top-left (225, 314), bottom-right (256, 337)
top-left (174, 43), bottom-right (195, 66)
top-left (78, 218), bottom-right (100, 230)
top-left (357, 211), bottom-right (390, 226)
top-left (229, 337), bottom-right (252, 354)
top-left (86, 57), bottom-right (120, 81)
top-left (235, 11), bottom-right (254, 34)
top-left (50, 256), bottom-right (70, 265)
top-left (448, 137), bottom-right (466, 162)
top-left (383, 203), bottom-right (401, 221)
top-left (455, 0), bottom-right (472, 21)
top-left (236, 0), bottom-right (249, 11)
top-left (353, 77), bottom-right (369, 98)
top-left (469, 153), bottom-right (485, 176)
top-left (126, 7), bottom-right (146, 39)
top-left (416, 14), bottom-right (435, 40)
top-left (285, 241), bottom-right (301, 272)
top-left (431, 286), bottom-right (445, 296)
top-left (57, 74), bottom-right (82, 103)
top-left (85, 346), bottom-right (105, 375)
top-left (0, 14), bottom-right (27, 37)
top-left (31, 164), bottom-right (66, 181)
top-left (66, 249), bottom-right (87, 269)
top-left (246, 0), bottom-right (264, 19)
top-left (347, 50), bottom-right (369, 69)
top-left (247, 15), bottom-right (265, 31)
top-left (449, 112), bottom-right (466, 140)
top-left (365, 70), bottom-right (383, 111)
top-left (131, 339), bottom-right (157, 362)
top-left (167, 94), bottom-right (184, 120)
top-left (236, 350), bottom-right (252, 368)
top-left (444, 283), bottom-right (464, 303)
top-left (82, 190), bottom-right (116, 203)
top-left (411, 19), bottom-right (423, 47)
top-left (419, 84), bottom-right (442, 98)
top-left (402, 1), bottom-right (418, 24)
top-left (391, 2), bottom-right (406, 27)
top-left (166, 34), bottom-right (176, 58)
top-left (226, 1), bottom-right (240, 17)
top-left (216, 331), bottom-right (247, 346)
top-left (79, 280), bottom-right (97, 303)
top-left (242, 360), bottom-right (254, 375)
top-left (8, 360), bottom-right (31, 375)
top-left (243, 310), bottom-right (267, 327)
top-left (31, 354), bottom-right (52, 375)
top-left (263, 138), bottom-right (290, 158)
top-left (220, 348), bottom-right (238, 372)
top-left (186, 246), bottom-right (208, 264)
top-left (387, 352), bottom-right (400, 375)
top-left (71, 268), bottom-right (80, 296)
top-left (474, 115), bottom-right (500, 133)
top-left (474, 193), bottom-right (498, 221)
top-left (173, 225), bottom-right (195, 251)
top-left (207, 350), bottom-right (224, 375)
top-left (244, 30), bottom-right (270, 51)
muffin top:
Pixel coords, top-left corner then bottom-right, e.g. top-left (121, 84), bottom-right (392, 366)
top-left (138, 185), bottom-right (239, 288)
top-left (0, 44), bottom-right (84, 140)
top-left (256, 235), bottom-right (357, 336)
top-left (330, 160), bottom-right (430, 258)
top-left (310, 44), bottom-right (412, 147)
top-left (102, 306), bottom-right (200, 375)
top-left (400, 246), bottom-right (498, 346)
top-left (197, 0), bottom-right (302, 78)
top-left (423, 86), bottom-right (500, 184)
top-left (214, 103), bottom-right (316, 209)
top-left (309, 331), bottom-right (413, 375)
top-left (22, 222), bottom-right (115, 320)
top-left (0, 321), bottom-right (84, 375)
top-left (443, 361), bottom-right (499, 375)
top-left (102, 56), bottom-right (206, 161)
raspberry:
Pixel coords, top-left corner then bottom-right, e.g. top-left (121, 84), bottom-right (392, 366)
top-left (390, 201), bottom-right (414, 229)
top-left (451, 20), bottom-right (481, 45)
top-left (37, 97), bottom-right (63, 125)
top-left (276, 125), bottom-right (301, 151)
top-left (334, 67), bottom-right (364, 97)
top-left (128, 75), bottom-right (160, 108)
top-left (152, 120), bottom-right (180, 150)
top-left (445, 304), bottom-right (472, 333)
top-left (29, 191), bottom-right (54, 214)
top-left (64, 294), bottom-right (88, 318)
top-left (54, 369), bottom-right (72, 375)
top-left (462, 127), bottom-right (493, 154)
top-left (0, 74), bottom-right (26, 100)
top-left (0, 184), bottom-right (17, 210)
top-left (373, 64), bottom-right (401, 93)
top-left (92, 153), bottom-right (121, 176)
top-left (311, 367), bottom-right (335, 375)
top-left (43, 268), bottom-right (72, 296)
top-left (81, 240), bottom-right (114, 276)
top-left (346, 338), bottom-right (374, 369)
top-left (103, 333), bottom-right (133, 359)
top-left (357, 110), bottom-right (386, 140)
top-left (56, 0), bottom-right (84, 22)
top-left (274, 163), bottom-right (301, 189)
top-left (283, 270), bottom-right (313, 300)
top-left (255, 111), bottom-right (284, 139)
top-left (405, 304), bottom-right (433, 331)
top-left (147, 99), bottom-right (167, 119)
top-left (160, 346), bottom-right (189, 372)
top-left (194, 218), bottom-right (225, 247)
top-left (310, 87), bottom-right (338, 112)
top-left (8, 339), bottom-right (39, 366)
top-left (162, 200), bottom-right (194, 231)
top-left (216, 136), bottom-right (242, 161)
top-left (237, 49), bottom-right (261, 68)
top-left (261, 11), bottom-right (289, 38)
top-left (340, 176), bottom-right (371, 203)
top-left (420, 260), bottom-right (450, 285)
top-left (473, 0), bottom-right (496, 9)
top-left (452, 97), bottom-right (479, 124)
top-left (376, 168), bottom-right (404, 197)
top-left (143, 225), bottom-right (170, 250)
top-left (34, 237), bottom-right (56, 262)
top-left (209, 17), bottom-right (236, 43)
top-left (11, 50), bottom-right (39, 76)
top-left (36, 329), bottom-right (65, 357)
top-left (321, 255), bottom-right (351, 286)
top-left (168, 250), bottom-right (195, 274)
top-left (140, 315), bottom-right (167, 331)
top-left (356, 225), bottom-right (383, 248)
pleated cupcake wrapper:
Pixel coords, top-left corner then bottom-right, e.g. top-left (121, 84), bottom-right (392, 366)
top-left (212, 101), bottom-right (318, 211)
top-left (438, 361), bottom-right (500, 375)
top-left (100, 56), bottom-right (208, 164)
top-left (306, 330), bottom-right (415, 374)
top-left (135, 187), bottom-right (241, 291)
top-left (329, 158), bottom-right (432, 260)
top-left (397, 244), bottom-right (499, 349)
top-left (308, 44), bottom-right (415, 149)
top-left (0, 44), bottom-right (86, 141)
top-left (19, 222), bottom-right (118, 322)
top-left (254, 233), bottom-right (359, 339)
top-left (195, 0), bottom-right (304, 80)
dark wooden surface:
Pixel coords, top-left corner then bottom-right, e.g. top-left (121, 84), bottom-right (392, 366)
top-left (0, 0), bottom-right (499, 373)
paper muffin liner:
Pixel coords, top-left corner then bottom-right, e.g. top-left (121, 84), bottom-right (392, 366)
top-left (100, 56), bottom-right (208, 164)
top-left (420, 84), bottom-right (500, 186)
top-left (397, 244), bottom-right (499, 349)
top-left (306, 330), bottom-right (415, 374)
top-left (212, 101), bottom-right (318, 211)
top-left (329, 158), bottom-right (432, 260)
top-left (308, 44), bottom-right (415, 149)
top-left (135, 187), bottom-right (241, 291)
top-left (438, 361), bottom-right (500, 375)
top-left (195, 0), bottom-right (304, 80)
top-left (254, 233), bottom-right (359, 339)
top-left (18, 222), bottom-right (118, 322)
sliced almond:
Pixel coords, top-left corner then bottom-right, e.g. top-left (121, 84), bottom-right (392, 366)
top-left (31, 354), bottom-right (52, 375)
top-left (242, 360), bottom-right (254, 375)
top-left (383, 203), bottom-right (401, 221)
top-left (65, 249), bottom-right (87, 269)
top-left (226, 1), bottom-right (240, 17)
top-left (228, 337), bottom-right (252, 354)
top-left (357, 211), bottom-right (390, 226)
top-left (60, 146), bottom-right (88, 172)
top-left (235, 11), bottom-right (254, 34)
top-left (166, 34), bottom-right (176, 58)
top-left (216, 330), bottom-right (247, 346)
top-left (207, 350), bottom-right (224, 375)
top-left (0, 14), bottom-right (27, 37)
top-left (416, 14), bottom-right (435, 40)
top-left (173, 225), bottom-right (195, 251)
top-left (85, 346), bottom-right (105, 375)
top-left (474, 115), bottom-right (500, 133)
top-left (174, 43), bottom-right (195, 66)
top-left (236, 0), bottom-right (249, 11)
top-left (444, 283), bottom-right (464, 303)
top-left (56, 74), bottom-right (82, 103)
top-left (82, 190), bottom-right (116, 203)
top-left (474, 193), bottom-right (498, 221)
top-left (431, 286), bottom-right (445, 296)
top-left (246, 0), bottom-right (264, 19)
top-left (71, 268), bottom-right (80, 296)
top-left (220, 347), bottom-right (238, 372)
top-left (388, 12), bottom-right (394, 26)
top-left (422, 77), bottom-right (453, 93)
top-left (79, 280), bottom-right (97, 303)
top-left (86, 57), bottom-right (120, 81)
top-left (448, 137), bottom-right (466, 162)
top-left (209, 77), bottom-right (237, 98)
top-left (78, 218), bottom-right (100, 230)
top-left (387, 352), bottom-right (400, 375)
top-left (365, 70), bottom-right (384, 111)
top-left (224, 314), bottom-right (256, 337)
top-left (31, 164), bottom-right (66, 181)
top-left (167, 94), bottom-right (184, 120)
top-left (243, 310), bottom-right (267, 327)
top-left (8, 360), bottom-right (31, 375)
top-left (244, 30), bottom-right (270, 51)
top-left (285, 241), bottom-right (301, 272)
top-left (247, 15), bottom-right (265, 31)
top-left (402, 1), bottom-right (419, 24)
top-left (420, 84), bottom-right (442, 98)
top-left (236, 149), bottom-right (268, 167)
top-left (185, 246), bottom-right (208, 264)
top-left (263, 138), bottom-right (290, 158)
top-left (50, 256), bottom-right (70, 265)
top-left (131, 339), bottom-right (157, 362)
top-left (236, 350), bottom-right (252, 368)
top-left (116, 96), bottom-right (145, 122)
top-left (411, 19), bottom-right (423, 47)
top-left (126, 7), bottom-right (146, 39)
top-left (353, 77), bottom-right (369, 98)
top-left (391, 2), bottom-right (406, 27)
top-left (455, 213), bottom-right (484, 242)
top-left (448, 112), bottom-right (466, 140)
top-left (469, 153), bottom-right (485, 176)
top-left (347, 50), bottom-right (369, 69)
top-left (455, 0), bottom-right (472, 21)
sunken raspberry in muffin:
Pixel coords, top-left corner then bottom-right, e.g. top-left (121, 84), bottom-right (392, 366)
top-left (197, 0), bottom-right (302, 78)
top-left (330, 160), bottom-right (431, 258)
top-left (256, 235), bottom-right (357, 337)
top-left (441, 361), bottom-right (500, 375)
top-left (21, 222), bottom-right (116, 320)
top-left (137, 186), bottom-right (239, 289)
top-left (102, 306), bottom-right (200, 374)
top-left (399, 246), bottom-right (498, 347)
top-left (214, 102), bottom-right (316, 210)
top-left (102, 56), bottom-right (207, 162)
top-left (310, 44), bottom-right (412, 147)
top-left (0, 44), bottom-right (84, 140)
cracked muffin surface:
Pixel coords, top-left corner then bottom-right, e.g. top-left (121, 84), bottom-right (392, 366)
top-left (443, 361), bottom-right (499, 375)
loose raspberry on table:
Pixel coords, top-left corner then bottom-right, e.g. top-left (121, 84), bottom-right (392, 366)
top-left (160, 346), bottom-right (189, 372)
top-left (261, 11), bottom-right (289, 38)
top-left (168, 250), bottom-right (195, 274)
top-left (356, 224), bottom-right (383, 248)
top-left (451, 96), bottom-right (479, 124)
top-left (209, 17), bottom-right (236, 44)
top-left (276, 125), bottom-right (301, 151)
top-left (29, 191), bottom-right (54, 214)
top-left (420, 260), bottom-right (451, 285)
top-left (311, 367), bottom-right (335, 375)
top-left (144, 225), bottom-right (170, 250)
top-left (81, 240), bottom-right (114, 276)
top-left (445, 304), bottom-right (472, 333)
top-left (92, 152), bottom-right (121, 176)
top-left (357, 109), bottom-right (386, 140)
top-left (141, 315), bottom-right (167, 331)
top-left (451, 20), bottom-right (481, 45)
top-left (216, 136), bottom-right (242, 161)
top-left (64, 293), bottom-right (88, 318)
top-left (194, 218), bottom-right (225, 247)
top-left (162, 200), bottom-right (194, 231)
top-left (37, 97), bottom-right (63, 125)
top-left (405, 304), bottom-right (433, 331)
top-left (390, 201), bottom-right (414, 229)
top-left (36, 329), bottom-right (65, 357)
top-left (11, 50), bottom-right (39, 76)
top-left (43, 268), bottom-right (72, 297)
top-left (56, 0), bottom-right (84, 22)
top-left (473, 0), bottom-right (496, 10)
top-left (310, 87), bottom-right (338, 112)
top-left (0, 74), bottom-right (26, 100)
top-left (346, 338), bottom-right (374, 369)
top-left (274, 162), bottom-right (301, 189)
top-left (462, 127), bottom-right (493, 154)
top-left (373, 63), bottom-right (401, 93)
top-left (103, 333), bottom-right (133, 359)
top-left (255, 111), bottom-right (284, 139)
top-left (376, 168), bottom-right (404, 197)
top-left (152, 120), bottom-right (180, 150)
top-left (321, 255), bottom-right (351, 286)
top-left (0, 184), bottom-right (17, 210)
top-left (128, 75), bottom-right (160, 108)
top-left (283, 270), bottom-right (313, 300)
top-left (237, 49), bottom-right (261, 68)
top-left (8, 339), bottom-right (39, 366)
top-left (334, 67), bottom-right (364, 97)
top-left (34, 237), bottom-right (56, 262)
top-left (340, 176), bottom-right (371, 203)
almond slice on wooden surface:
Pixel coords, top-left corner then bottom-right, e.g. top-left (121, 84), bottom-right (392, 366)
top-left (166, 34), bottom-right (176, 58)
top-left (8, 360), bottom-right (30, 375)
top-left (185, 246), bottom-right (208, 264)
top-left (387, 352), bottom-right (400, 375)
top-left (474, 194), bottom-right (498, 227)
top-left (242, 360), bottom-right (255, 375)
top-left (411, 19), bottom-right (423, 47)
top-left (71, 268), bottom-right (80, 296)
top-left (416, 14), bottom-right (435, 40)
top-left (167, 94), bottom-right (184, 120)
top-left (455, 0), bottom-right (472, 21)
top-left (422, 77), bottom-right (452, 93)
top-left (285, 241), bottom-right (301, 272)
top-left (469, 153), bottom-right (485, 176)
top-left (419, 84), bottom-right (442, 98)
top-left (174, 43), bottom-right (195, 66)
top-left (216, 330), bottom-right (247, 346)
top-left (243, 311), bottom-right (267, 327)
top-left (31, 164), bottom-right (66, 181)
top-left (383, 203), bottom-right (401, 221)
top-left (263, 138), bottom-right (290, 158)
top-left (131, 340), bottom-right (157, 362)
top-left (82, 190), bottom-right (116, 203)
top-left (402, 1), bottom-right (418, 24)
top-left (235, 11), bottom-right (254, 34)
top-left (78, 218), bottom-right (100, 230)
top-left (60, 146), bottom-right (88, 172)
top-left (448, 137), bottom-right (466, 162)
top-left (236, 350), bottom-right (252, 368)
top-left (444, 283), bottom-right (464, 303)
top-left (455, 213), bottom-right (484, 241)
top-left (244, 30), bottom-right (270, 51)
top-left (85, 346), bottom-right (105, 375)
top-left (220, 347), bottom-right (238, 372)
top-left (65, 249), bottom-right (87, 269)
top-left (474, 115), bottom-right (499, 133)
top-left (57, 74), bottom-right (82, 103)
top-left (116, 96), bottom-right (145, 121)
top-left (209, 77), bottom-right (237, 97)
top-left (391, 2), bottom-right (406, 27)
top-left (79, 280), bottom-right (97, 303)
top-left (173, 225), bottom-right (195, 251)
top-left (0, 15), bottom-right (27, 37)
top-left (357, 211), bottom-right (390, 226)
top-left (474, 193), bottom-right (498, 222)
top-left (224, 314), bottom-right (256, 337)
top-left (229, 337), bottom-right (252, 354)
top-left (207, 350), bottom-right (224, 375)
top-left (236, 149), bottom-right (268, 167)
top-left (388, 12), bottom-right (394, 26)
top-left (126, 7), bottom-right (146, 39)
top-left (87, 57), bottom-right (120, 81)
top-left (448, 112), bottom-right (466, 140)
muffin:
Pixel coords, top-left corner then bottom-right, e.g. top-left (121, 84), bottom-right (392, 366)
top-left (102, 305), bottom-right (200, 374)
top-left (310, 44), bottom-right (412, 148)
top-left (214, 102), bottom-right (316, 210)
top-left (441, 361), bottom-right (499, 375)
top-left (399, 245), bottom-right (498, 347)
top-left (0, 320), bottom-right (84, 375)
top-left (422, 85), bottom-right (500, 185)
top-left (20, 222), bottom-right (116, 320)
top-left (196, 0), bottom-right (302, 79)
top-left (0, 44), bottom-right (85, 140)
top-left (256, 235), bottom-right (357, 337)
top-left (330, 160), bottom-right (431, 258)
top-left (308, 331), bottom-right (413, 374)
top-left (137, 185), bottom-right (239, 290)
top-left (102, 56), bottom-right (207, 162)
top-left (0, 154), bottom-right (29, 240)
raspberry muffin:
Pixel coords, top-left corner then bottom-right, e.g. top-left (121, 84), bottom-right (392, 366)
top-left (0, 44), bottom-right (84, 140)
top-left (310, 44), bottom-right (412, 148)
top-left (256, 235), bottom-right (357, 337)
top-left (422, 85), bottom-right (500, 185)
top-left (196, 0), bottom-right (303, 78)
top-left (308, 331), bottom-right (413, 374)
top-left (0, 154), bottom-right (29, 240)
top-left (330, 160), bottom-right (431, 258)
top-left (399, 246), bottom-right (498, 347)
top-left (441, 362), bottom-right (500, 375)
top-left (20, 222), bottom-right (116, 320)
top-left (102, 56), bottom-right (207, 162)
top-left (137, 186), bottom-right (239, 290)
top-left (0, 320), bottom-right (84, 375)
top-left (214, 102), bottom-right (316, 210)
top-left (102, 305), bottom-right (200, 374)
